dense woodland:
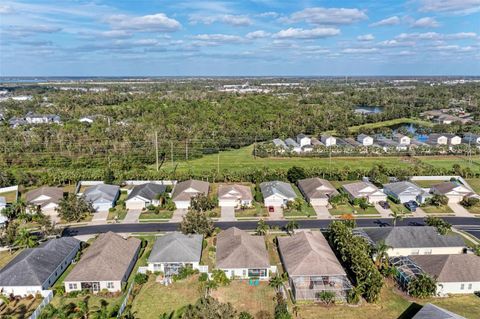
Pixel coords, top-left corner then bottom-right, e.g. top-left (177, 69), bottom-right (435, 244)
top-left (0, 79), bottom-right (479, 185)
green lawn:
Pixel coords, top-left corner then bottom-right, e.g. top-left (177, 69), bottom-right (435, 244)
top-left (0, 249), bottom-right (23, 268)
top-left (200, 237), bottom-right (216, 272)
top-left (211, 281), bottom-right (276, 317)
top-left (344, 118), bottom-right (433, 134)
top-left (154, 144), bottom-right (480, 176)
top-left (297, 280), bottom-right (480, 319)
top-left (139, 210), bottom-right (174, 220)
top-left (421, 204), bottom-right (454, 214)
top-left (465, 205), bottom-right (480, 214)
top-left (412, 180), bottom-right (446, 188)
top-left (466, 178), bottom-right (480, 193)
top-left (329, 203), bottom-right (379, 216)
top-left (0, 190), bottom-right (18, 203)
top-left (131, 275), bottom-right (202, 319)
top-left (0, 296), bottom-right (42, 318)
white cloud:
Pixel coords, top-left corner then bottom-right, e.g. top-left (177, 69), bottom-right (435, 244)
top-left (6, 24), bottom-right (62, 37)
top-left (106, 13), bottom-right (181, 32)
top-left (396, 32), bottom-right (478, 41)
top-left (257, 11), bottom-right (279, 18)
top-left (283, 7), bottom-right (367, 25)
top-left (189, 14), bottom-right (252, 26)
top-left (274, 27), bottom-right (340, 39)
top-left (342, 48), bottom-right (379, 53)
top-left (246, 30), bottom-right (271, 39)
top-left (78, 30), bottom-right (133, 39)
top-left (419, 0), bottom-right (480, 15)
top-left (192, 34), bottom-right (244, 42)
top-left (370, 16), bottom-right (401, 27)
top-left (0, 4), bottom-right (14, 14)
top-left (446, 32), bottom-right (477, 39)
top-left (412, 17), bottom-right (439, 28)
top-left (357, 34), bottom-right (375, 41)
top-left (379, 39), bottom-right (415, 47)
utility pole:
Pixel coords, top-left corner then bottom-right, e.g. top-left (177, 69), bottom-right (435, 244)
top-left (170, 140), bottom-right (174, 168)
top-left (185, 139), bottom-right (188, 161)
top-left (155, 131), bottom-right (159, 172)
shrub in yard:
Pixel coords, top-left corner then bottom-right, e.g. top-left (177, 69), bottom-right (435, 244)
top-left (212, 269), bottom-right (230, 286)
top-left (407, 274), bottom-right (437, 298)
top-left (198, 273), bottom-right (209, 282)
top-left (172, 266), bottom-right (198, 281)
top-left (460, 197), bottom-right (479, 208)
top-left (427, 194), bottom-right (449, 207)
top-left (239, 312), bottom-right (254, 319)
top-left (53, 285), bottom-right (65, 295)
top-left (274, 293), bottom-right (292, 319)
top-left (317, 291), bottom-right (335, 306)
top-left (424, 216), bottom-right (451, 235)
top-left (134, 273), bottom-right (149, 285)
top-left (287, 166), bottom-right (306, 183)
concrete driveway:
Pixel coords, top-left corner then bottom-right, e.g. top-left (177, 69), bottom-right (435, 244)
top-left (313, 206), bottom-right (331, 219)
top-left (171, 208), bottom-right (187, 222)
top-left (412, 207), bottom-right (427, 217)
top-left (448, 203), bottom-right (474, 217)
top-left (91, 210), bottom-right (109, 223)
top-left (268, 207), bottom-right (283, 220)
top-left (123, 209), bottom-right (142, 223)
top-left (220, 206), bottom-right (236, 221)
top-left (374, 203), bottom-right (393, 218)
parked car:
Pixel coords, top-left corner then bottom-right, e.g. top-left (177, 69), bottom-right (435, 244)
top-left (378, 201), bottom-right (390, 209)
top-left (404, 200), bottom-right (418, 212)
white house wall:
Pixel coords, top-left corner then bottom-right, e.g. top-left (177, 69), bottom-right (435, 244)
top-left (436, 281), bottom-right (480, 295)
top-left (388, 247), bottom-right (465, 257)
top-left (220, 267), bottom-right (269, 280)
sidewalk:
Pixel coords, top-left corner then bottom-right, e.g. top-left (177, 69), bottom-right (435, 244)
top-left (374, 203), bottom-right (393, 218)
top-left (123, 209), bottom-right (141, 223)
top-left (448, 203), bottom-right (474, 217)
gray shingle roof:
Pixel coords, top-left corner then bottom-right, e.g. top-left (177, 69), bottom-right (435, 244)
top-left (171, 180), bottom-right (209, 202)
top-left (126, 183), bottom-right (166, 201)
top-left (410, 254), bottom-right (480, 283)
top-left (216, 227), bottom-right (269, 269)
top-left (260, 181), bottom-right (296, 199)
top-left (357, 226), bottom-right (465, 249)
top-left (383, 181), bottom-right (425, 196)
top-left (297, 178), bottom-right (339, 200)
top-left (83, 184), bottom-right (120, 203)
top-left (25, 186), bottom-right (64, 208)
top-left (0, 237), bottom-right (80, 287)
top-left (278, 231), bottom-right (346, 277)
top-left (148, 233), bottom-right (203, 263)
top-left (412, 303), bottom-right (466, 319)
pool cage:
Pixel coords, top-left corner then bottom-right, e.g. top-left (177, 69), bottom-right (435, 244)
top-left (289, 275), bottom-right (352, 301)
top-left (390, 256), bottom-right (424, 290)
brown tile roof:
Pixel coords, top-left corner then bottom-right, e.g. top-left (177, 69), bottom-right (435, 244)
top-left (216, 227), bottom-right (269, 269)
top-left (297, 178), bottom-right (338, 200)
top-left (410, 254), bottom-right (480, 283)
top-left (218, 184), bottom-right (253, 201)
top-left (431, 182), bottom-right (474, 196)
top-left (278, 231), bottom-right (346, 277)
top-left (172, 179), bottom-right (209, 202)
top-left (25, 187), bottom-right (64, 208)
top-left (65, 232), bottom-right (141, 282)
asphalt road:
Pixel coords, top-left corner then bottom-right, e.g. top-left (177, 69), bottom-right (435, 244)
top-left (62, 217), bottom-right (480, 237)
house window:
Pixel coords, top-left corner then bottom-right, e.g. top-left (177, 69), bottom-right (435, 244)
top-left (107, 282), bottom-right (114, 289)
top-left (468, 284), bottom-right (472, 290)
top-left (410, 250), bottom-right (419, 255)
top-left (242, 270), bottom-right (247, 277)
top-left (68, 283), bottom-right (77, 290)
top-left (423, 249), bottom-right (432, 255)
top-left (460, 284), bottom-right (465, 290)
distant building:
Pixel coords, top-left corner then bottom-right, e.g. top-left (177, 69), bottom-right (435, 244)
top-left (171, 179), bottom-right (209, 209)
top-left (357, 134), bottom-right (374, 146)
top-left (25, 112), bottom-right (60, 124)
top-left (285, 138), bottom-right (302, 153)
top-left (342, 181), bottom-right (386, 204)
top-left (260, 181), bottom-right (296, 211)
top-left (296, 134), bottom-right (311, 147)
top-left (392, 133), bottom-right (411, 145)
top-left (272, 138), bottom-right (287, 150)
top-left (218, 184), bottom-right (253, 209)
top-left (297, 178), bottom-right (339, 207)
top-left (320, 135), bottom-right (337, 147)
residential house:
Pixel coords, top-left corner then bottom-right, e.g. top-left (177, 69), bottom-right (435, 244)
top-left (277, 231), bottom-right (351, 301)
top-left (64, 232), bottom-right (141, 293)
top-left (310, 137), bottom-right (323, 146)
top-left (25, 112), bottom-right (61, 124)
top-left (393, 133), bottom-right (411, 145)
top-left (444, 134), bottom-right (462, 145)
top-left (383, 181), bottom-right (430, 204)
top-left (0, 238), bottom-right (80, 296)
top-left (79, 116), bottom-right (94, 124)
top-left (125, 183), bottom-right (166, 210)
top-left (260, 181), bottom-right (296, 211)
top-left (272, 138), bottom-right (287, 150)
top-left (427, 134), bottom-right (448, 146)
top-left (216, 227), bottom-right (271, 280)
top-left (412, 303), bottom-right (466, 319)
top-left (171, 179), bottom-right (209, 209)
top-left (355, 226), bottom-right (465, 256)
top-left (341, 181), bottom-right (387, 204)
top-left (218, 184), bottom-right (253, 209)
top-left (463, 133), bottom-right (480, 145)
top-left (297, 178), bottom-right (339, 207)
top-left (430, 181), bottom-right (478, 203)
top-left (25, 186), bottom-right (64, 218)
top-left (285, 138), bottom-right (301, 153)
top-left (296, 134), bottom-right (311, 147)
top-left (83, 184), bottom-right (120, 212)
top-left (9, 117), bottom-right (27, 127)
top-left (0, 196), bottom-right (6, 211)
top-left (357, 134), bottom-right (374, 146)
top-left (147, 233), bottom-right (203, 275)
top-left (409, 254), bottom-right (480, 295)
top-left (320, 135), bottom-right (336, 147)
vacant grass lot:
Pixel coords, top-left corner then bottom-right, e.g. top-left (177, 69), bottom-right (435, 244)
top-left (0, 190), bottom-right (18, 203)
top-left (466, 178), bottom-right (480, 193)
top-left (413, 180), bottom-right (446, 188)
top-left (421, 204), bottom-right (455, 214)
top-left (157, 145), bottom-right (480, 176)
top-left (131, 275), bottom-right (202, 319)
top-left (0, 249), bottom-right (23, 268)
top-left (329, 203), bottom-right (379, 216)
top-left (0, 297), bottom-right (42, 319)
top-left (211, 281), bottom-right (276, 317)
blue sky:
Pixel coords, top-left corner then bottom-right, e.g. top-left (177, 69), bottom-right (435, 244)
top-left (0, 0), bottom-right (479, 76)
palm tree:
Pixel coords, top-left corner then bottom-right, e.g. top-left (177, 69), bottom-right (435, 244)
top-left (255, 219), bottom-right (270, 236)
top-left (285, 220), bottom-right (299, 235)
top-left (159, 312), bottom-right (174, 319)
top-left (268, 273), bottom-right (288, 293)
top-left (120, 306), bottom-right (137, 319)
top-left (14, 228), bottom-right (38, 248)
top-left (76, 296), bottom-right (90, 319)
top-left (373, 240), bottom-right (391, 270)
top-left (389, 209), bottom-right (404, 227)
top-left (204, 279), bottom-right (219, 297)
top-left (91, 299), bottom-right (109, 319)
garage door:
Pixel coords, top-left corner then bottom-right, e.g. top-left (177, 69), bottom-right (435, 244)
top-left (219, 200), bottom-right (237, 207)
top-left (126, 201), bottom-right (146, 210)
top-left (175, 201), bottom-right (190, 209)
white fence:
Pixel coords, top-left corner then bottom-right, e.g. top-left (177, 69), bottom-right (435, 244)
top-left (124, 180), bottom-right (177, 186)
top-left (29, 290), bottom-right (53, 319)
top-left (117, 279), bottom-right (135, 318)
top-left (75, 180), bottom-right (104, 194)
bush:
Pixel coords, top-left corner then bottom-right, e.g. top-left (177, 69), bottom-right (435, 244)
top-left (425, 216), bottom-right (451, 235)
top-left (239, 312), bottom-right (254, 319)
top-left (134, 273), bottom-right (149, 285)
top-left (198, 273), bottom-right (208, 282)
top-left (317, 291), bottom-right (335, 305)
top-left (172, 266), bottom-right (198, 282)
top-left (460, 196), bottom-right (479, 208)
top-left (408, 274), bottom-right (437, 298)
top-left (211, 269), bottom-right (230, 286)
top-left (287, 166), bottom-right (306, 183)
